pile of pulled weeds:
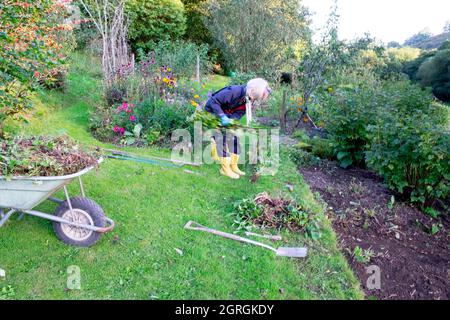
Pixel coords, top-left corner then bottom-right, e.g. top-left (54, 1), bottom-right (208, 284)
top-left (0, 135), bottom-right (100, 177)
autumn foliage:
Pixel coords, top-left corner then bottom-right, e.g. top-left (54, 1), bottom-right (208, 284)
top-left (0, 0), bottom-right (74, 136)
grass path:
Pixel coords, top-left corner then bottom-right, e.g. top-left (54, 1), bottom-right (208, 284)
top-left (0, 53), bottom-right (363, 300)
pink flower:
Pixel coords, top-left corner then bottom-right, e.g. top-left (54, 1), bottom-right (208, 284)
top-left (117, 102), bottom-right (129, 112)
top-left (130, 115), bottom-right (136, 122)
top-left (113, 125), bottom-right (125, 135)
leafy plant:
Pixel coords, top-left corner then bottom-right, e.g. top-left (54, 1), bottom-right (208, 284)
top-left (231, 193), bottom-right (322, 240)
top-left (318, 69), bottom-right (381, 168)
top-left (229, 198), bottom-right (263, 232)
top-left (352, 246), bottom-right (375, 264)
top-left (289, 147), bottom-right (321, 168)
top-left (366, 82), bottom-right (450, 204)
top-left (205, 0), bottom-right (309, 78)
top-left (126, 0), bottom-right (187, 52)
top-left (423, 207), bottom-right (440, 219)
top-left (0, 0), bottom-right (74, 137)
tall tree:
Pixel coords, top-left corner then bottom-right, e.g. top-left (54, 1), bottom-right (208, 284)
top-left (126, 0), bottom-right (187, 52)
top-left (204, 0), bottom-right (310, 78)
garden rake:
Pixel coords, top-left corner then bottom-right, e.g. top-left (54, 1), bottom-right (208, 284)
top-left (184, 221), bottom-right (307, 258)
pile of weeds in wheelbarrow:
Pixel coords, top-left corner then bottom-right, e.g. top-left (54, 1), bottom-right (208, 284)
top-left (230, 192), bottom-right (322, 240)
top-left (0, 135), bottom-right (100, 177)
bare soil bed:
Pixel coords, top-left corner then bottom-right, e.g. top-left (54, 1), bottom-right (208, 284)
top-left (300, 160), bottom-right (449, 300)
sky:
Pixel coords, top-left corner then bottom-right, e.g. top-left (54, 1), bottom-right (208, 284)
top-left (302, 0), bottom-right (450, 44)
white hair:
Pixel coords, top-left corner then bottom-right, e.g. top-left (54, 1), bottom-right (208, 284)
top-left (245, 78), bottom-right (270, 125)
top-left (246, 78), bottom-right (269, 101)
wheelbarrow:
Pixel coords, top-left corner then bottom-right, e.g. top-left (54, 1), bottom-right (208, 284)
top-left (0, 160), bottom-right (114, 247)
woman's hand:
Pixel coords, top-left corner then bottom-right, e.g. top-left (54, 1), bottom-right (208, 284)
top-left (220, 115), bottom-right (234, 126)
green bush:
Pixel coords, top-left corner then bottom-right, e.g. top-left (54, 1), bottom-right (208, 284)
top-left (417, 49), bottom-right (450, 102)
top-left (89, 106), bottom-right (115, 142)
top-left (0, 1), bottom-right (73, 137)
top-left (366, 87), bottom-right (449, 204)
top-left (289, 147), bottom-right (321, 168)
top-left (318, 70), bottom-right (381, 168)
top-left (228, 72), bottom-right (258, 85)
top-left (127, 0), bottom-right (186, 52)
top-left (310, 136), bottom-right (334, 160)
top-left (106, 97), bottom-right (195, 146)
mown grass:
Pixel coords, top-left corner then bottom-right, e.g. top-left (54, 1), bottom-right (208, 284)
top-left (0, 52), bottom-right (363, 300)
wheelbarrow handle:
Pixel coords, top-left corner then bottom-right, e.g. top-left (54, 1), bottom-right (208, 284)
top-left (98, 217), bottom-right (115, 233)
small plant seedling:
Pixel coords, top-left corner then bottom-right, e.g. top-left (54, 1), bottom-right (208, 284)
top-left (352, 246), bottom-right (375, 264)
top-left (349, 179), bottom-right (366, 195)
top-left (423, 207), bottom-right (440, 219)
top-left (387, 196), bottom-right (395, 210)
top-left (430, 224), bottom-right (441, 236)
top-left (363, 207), bottom-right (377, 219)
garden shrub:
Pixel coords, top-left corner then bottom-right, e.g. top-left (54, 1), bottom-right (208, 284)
top-left (366, 84), bottom-right (450, 204)
top-left (126, 0), bottom-right (186, 52)
top-left (310, 136), bottom-right (334, 160)
top-left (0, 0), bottom-right (74, 136)
top-left (417, 49), bottom-right (450, 102)
top-left (315, 69), bottom-right (449, 205)
top-left (89, 106), bottom-right (115, 142)
top-left (229, 72), bottom-right (259, 85)
top-left (72, 2), bottom-right (99, 50)
top-left (106, 97), bottom-right (195, 146)
top-left (318, 70), bottom-right (381, 168)
top-left (289, 147), bottom-right (321, 168)
top-left (90, 42), bottom-right (204, 146)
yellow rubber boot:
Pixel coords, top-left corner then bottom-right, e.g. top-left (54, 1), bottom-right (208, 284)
top-left (210, 138), bottom-right (220, 161)
top-left (219, 157), bottom-right (240, 179)
top-left (230, 154), bottom-right (246, 176)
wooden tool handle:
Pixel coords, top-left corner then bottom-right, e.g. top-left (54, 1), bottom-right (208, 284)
top-left (184, 221), bottom-right (276, 252)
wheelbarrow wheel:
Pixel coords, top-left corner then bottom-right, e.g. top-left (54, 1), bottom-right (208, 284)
top-left (53, 197), bottom-right (106, 247)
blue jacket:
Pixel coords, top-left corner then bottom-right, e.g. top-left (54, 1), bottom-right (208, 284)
top-left (204, 85), bottom-right (247, 120)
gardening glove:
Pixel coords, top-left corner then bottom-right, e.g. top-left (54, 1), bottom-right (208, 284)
top-left (220, 115), bottom-right (233, 127)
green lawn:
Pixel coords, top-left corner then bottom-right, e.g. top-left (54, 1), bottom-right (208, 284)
top-left (0, 52), bottom-right (363, 300)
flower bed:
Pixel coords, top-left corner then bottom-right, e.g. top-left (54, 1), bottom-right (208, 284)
top-left (0, 135), bottom-right (99, 177)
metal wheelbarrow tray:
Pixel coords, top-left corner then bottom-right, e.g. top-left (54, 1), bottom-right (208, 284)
top-left (0, 160), bottom-right (114, 247)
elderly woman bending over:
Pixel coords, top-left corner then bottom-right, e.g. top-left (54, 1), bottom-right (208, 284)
top-left (204, 78), bottom-right (271, 179)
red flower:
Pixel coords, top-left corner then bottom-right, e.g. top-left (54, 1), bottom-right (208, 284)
top-left (129, 115), bottom-right (136, 122)
top-left (34, 71), bottom-right (40, 78)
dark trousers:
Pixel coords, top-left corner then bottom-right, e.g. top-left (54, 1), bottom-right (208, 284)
top-left (212, 130), bottom-right (240, 157)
